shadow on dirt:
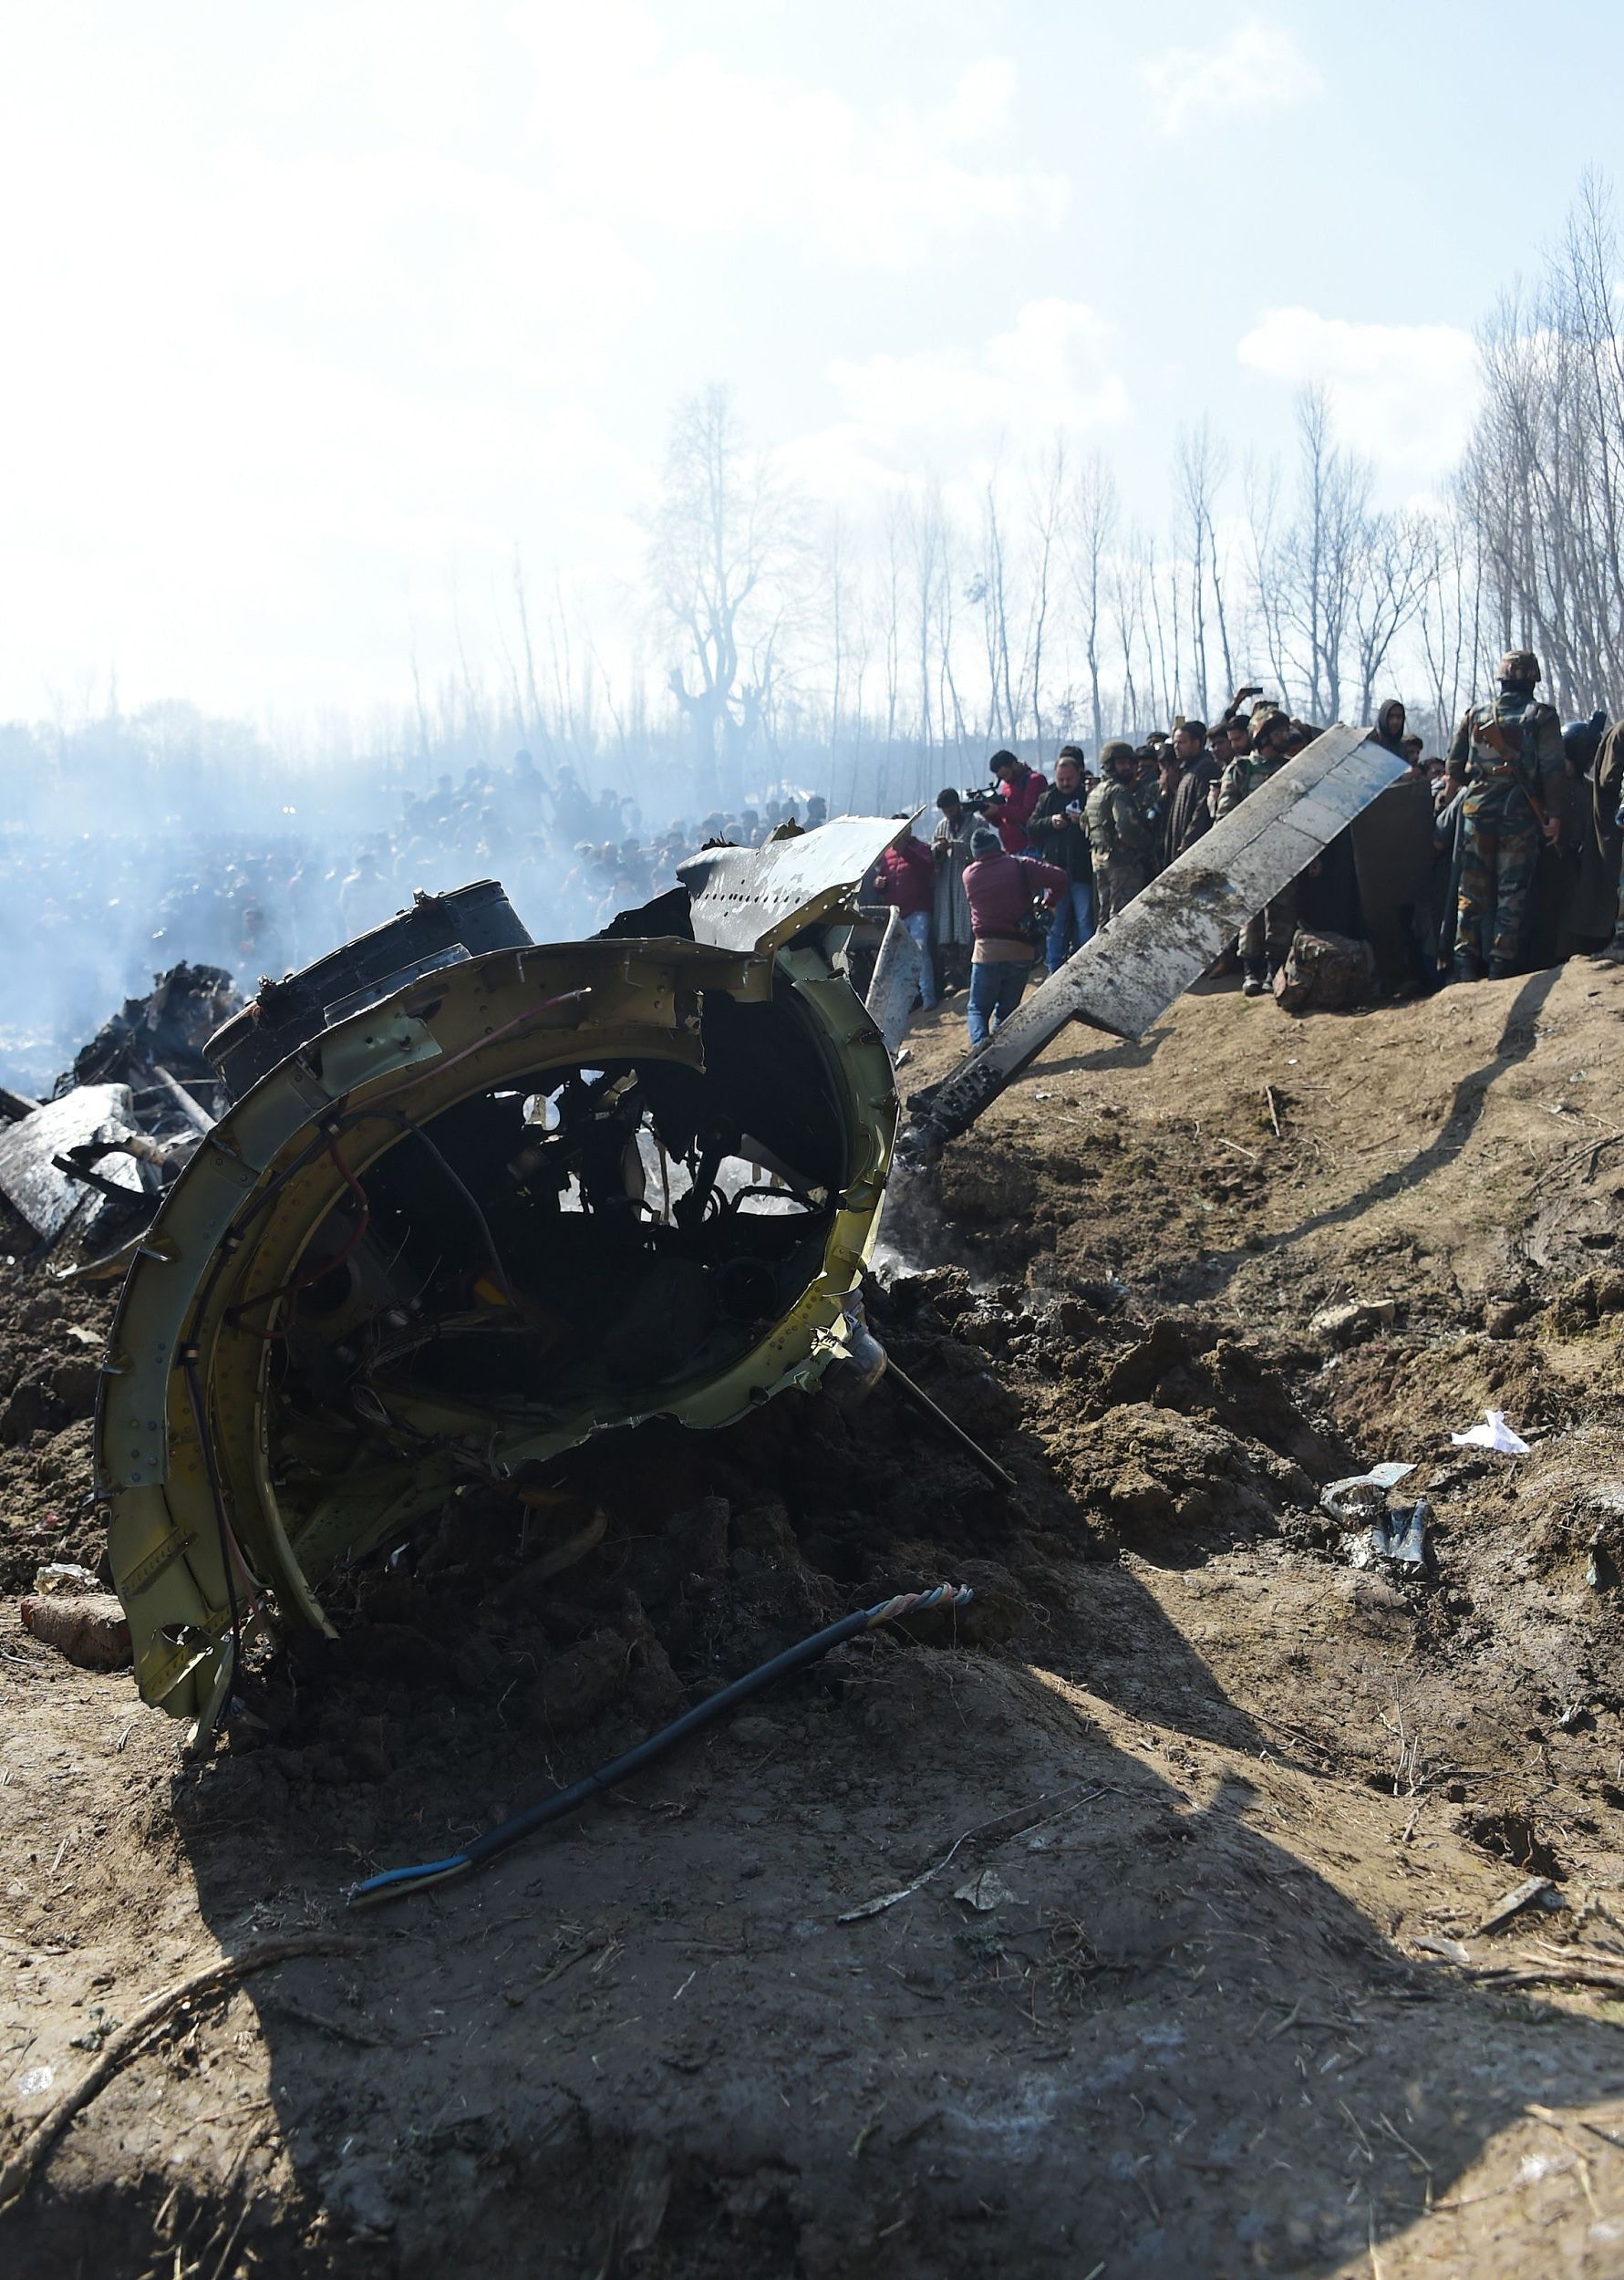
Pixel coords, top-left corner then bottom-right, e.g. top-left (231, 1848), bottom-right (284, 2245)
top-left (1161, 966), bottom-right (1565, 1306)
top-left (12, 1313), bottom-right (1624, 2277)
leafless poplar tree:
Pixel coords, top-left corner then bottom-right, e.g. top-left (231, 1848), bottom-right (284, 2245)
top-left (649, 383), bottom-right (805, 809)
top-left (1459, 173), bottom-right (1624, 713)
top-left (1065, 454), bottom-right (1117, 756)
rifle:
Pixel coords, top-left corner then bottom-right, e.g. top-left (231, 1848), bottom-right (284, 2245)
top-left (1476, 711), bottom-right (1557, 842)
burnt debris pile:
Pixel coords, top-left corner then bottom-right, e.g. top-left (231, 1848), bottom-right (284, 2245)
top-left (0, 962), bottom-right (238, 1266)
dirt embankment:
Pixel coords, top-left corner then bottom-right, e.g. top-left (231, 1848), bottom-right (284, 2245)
top-left (6, 962), bottom-right (1624, 2276)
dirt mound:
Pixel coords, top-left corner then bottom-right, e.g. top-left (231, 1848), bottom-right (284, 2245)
top-left (15, 966), bottom-right (1624, 2277)
top-left (0, 1254), bottom-right (114, 1592)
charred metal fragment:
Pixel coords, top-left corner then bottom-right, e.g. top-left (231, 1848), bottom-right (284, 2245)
top-left (100, 819), bottom-right (907, 1734)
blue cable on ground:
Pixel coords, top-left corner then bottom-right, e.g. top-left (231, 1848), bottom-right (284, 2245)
top-left (347, 1582), bottom-right (973, 1910)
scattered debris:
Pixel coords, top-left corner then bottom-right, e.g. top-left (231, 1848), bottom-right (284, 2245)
top-left (1347, 1498), bottom-right (1431, 1572)
top-left (1309, 1298), bottom-right (1399, 1347)
top-left (838, 1786), bottom-right (1107, 1923)
top-left (1321, 1463), bottom-right (1433, 1573)
top-left (1451, 1410), bottom-right (1532, 1456)
top-left (61, 961), bottom-right (236, 1095)
top-left (1473, 1875), bottom-right (1565, 1938)
top-left (1320, 1462), bottom-right (1417, 1520)
top-left (0, 965), bottom-right (238, 1260)
top-left (0, 1085), bottom-right (147, 1247)
top-left (864, 906), bottom-right (925, 1060)
top-left (1412, 1933), bottom-right (1472, 1966)
top-left (953, 1868), bottom-right (1021, 1912)
top-left (882, 1352), bottom-right (1019, 1491)
top-left (31, 1560), bottom-right (102, 1595)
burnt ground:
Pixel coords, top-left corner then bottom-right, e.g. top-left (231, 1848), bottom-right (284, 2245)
top-left (8, 961), bottom-right (1624, 2275)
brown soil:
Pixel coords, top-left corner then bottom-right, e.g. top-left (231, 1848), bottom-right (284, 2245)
top-left (8, 962), bottom-right (1624, 2276)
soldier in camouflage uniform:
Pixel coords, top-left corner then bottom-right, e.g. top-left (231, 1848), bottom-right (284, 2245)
top-left (1085, 740), bottom-right (1156, 925)
top-left (1447, 648), bottom-right (1563, 979)
top-left (1215, 706), bottom-right (1298, 994)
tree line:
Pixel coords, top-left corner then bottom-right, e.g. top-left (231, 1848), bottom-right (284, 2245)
top-left (11, 174), bottom-right (1624, 834)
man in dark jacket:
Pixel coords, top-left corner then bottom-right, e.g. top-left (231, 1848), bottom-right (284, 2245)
top-left (1156, 719), bottom-right (1218, 873)
top-left (1028, 750), bottom-right (1094, 969)
top-left (1373, 699), bottom-right (1408, 758)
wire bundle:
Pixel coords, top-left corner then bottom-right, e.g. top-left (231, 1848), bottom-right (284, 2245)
top-left (347, 1580), bottom-right (973, 1910)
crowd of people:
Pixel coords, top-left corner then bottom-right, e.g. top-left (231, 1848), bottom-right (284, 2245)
top-left (870, 661), bottom-right (1624, 1045)
top-left (5, 659), bottom-right (1621, 1093)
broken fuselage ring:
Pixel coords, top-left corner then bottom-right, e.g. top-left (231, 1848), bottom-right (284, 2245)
top-left (98, 934), bottom-right (897, 1732)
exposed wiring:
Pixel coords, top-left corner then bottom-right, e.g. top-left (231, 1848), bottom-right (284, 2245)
top-left (391, 1111), bottom-right (522, 1313)
top-left (180, 1349), bottom-right (255, 1694)
top-left (224, 1133), bottom-right (372, 1337)
top-left (347, 1583), bottom-right (973, 1910)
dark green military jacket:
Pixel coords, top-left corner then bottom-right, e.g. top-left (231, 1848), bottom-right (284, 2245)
top-left (1446, 691), bottom-right (1564, 806)
top-left (1084, 777), bottom-right (1154, 865)
top-left (1214, 749), bottom-right (1286, 821)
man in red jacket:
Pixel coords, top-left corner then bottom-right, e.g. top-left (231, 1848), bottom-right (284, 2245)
top-left (873, 828), bottom-right (938, 1009)
top-left (962, 824), bottom-right (1068, 1045)
top-left (980, 751), bottom-right (1048, 855)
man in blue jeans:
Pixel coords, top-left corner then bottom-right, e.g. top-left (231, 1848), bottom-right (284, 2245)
top-left (962, 825), bottom-right (1069, 1047)
top-left (1027, 749), bottom-right (1094, 972)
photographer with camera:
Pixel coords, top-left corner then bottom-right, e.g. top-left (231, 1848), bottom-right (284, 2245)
top-left (961, 824), bottom-right (1068, 1046)
top-left (978, 749), bottom-right (1049, 855)
top-left (1029, 748), bottom-right (1094, 969)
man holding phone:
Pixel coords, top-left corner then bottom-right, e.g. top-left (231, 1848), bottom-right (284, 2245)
top-left (1029, 747), bottom-right (1094, 969)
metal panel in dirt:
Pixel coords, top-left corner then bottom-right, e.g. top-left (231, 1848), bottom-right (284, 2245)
top-left (864, 907), bottom-right (923, 1060)
top-left (0, 1083), bottom-right (145, 1241)
top-left (907, 726), bottom-right (1405, 1152)
top-left (679, 816), bottom-right (910, 956)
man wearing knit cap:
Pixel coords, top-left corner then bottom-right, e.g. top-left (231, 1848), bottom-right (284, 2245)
top-left (960, 824), bottom-right (1068, 1046)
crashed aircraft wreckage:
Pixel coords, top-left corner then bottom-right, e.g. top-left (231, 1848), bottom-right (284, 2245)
top-left (99, 833), bottom-right (905, 1736)
top-left (98, 725), bottom-right (1404, 1738)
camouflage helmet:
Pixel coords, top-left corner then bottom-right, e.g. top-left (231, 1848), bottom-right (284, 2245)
top-left (1497, 648), bottom-right (1541, 686)
top-left (1252, 706), bottom-right (1291, 743)
top-left (1100, 738), bottom-right (1137, 772)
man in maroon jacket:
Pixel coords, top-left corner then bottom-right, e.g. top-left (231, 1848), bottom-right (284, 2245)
top-left (962, 824), bottom-right (1068, 1045)
top-left (873, 828), bottom-right (938, 1008)
top-left (980, 751), bottom-right (1049, 855)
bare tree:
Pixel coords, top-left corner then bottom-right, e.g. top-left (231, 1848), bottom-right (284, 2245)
top-left (1459, 173), bottom-right (1624, 714)
top-left (1175, 420), bottom-right (1234, 717)
top-left (1066, 454), bottom-right (1118, 755)
top-left (1351, 510), bottom-right (1431, 721)
top-left (1022, 438), bottom-right (1067, 751)
top-left (649, 383), bottom-right (805, 809)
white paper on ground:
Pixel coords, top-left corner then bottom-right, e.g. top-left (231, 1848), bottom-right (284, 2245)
top-left (1450, 1409), bottom-right (1530, 1456)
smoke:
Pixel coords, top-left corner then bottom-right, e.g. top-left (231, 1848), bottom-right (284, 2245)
top-left (0, 693), bottom-right (837, 1098)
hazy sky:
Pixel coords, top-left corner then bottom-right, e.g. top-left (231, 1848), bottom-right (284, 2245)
top-left (0, 1), bottom-right (1608, 722)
